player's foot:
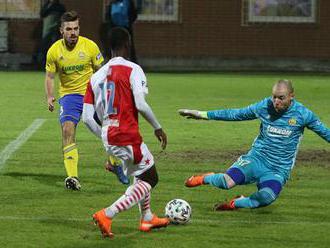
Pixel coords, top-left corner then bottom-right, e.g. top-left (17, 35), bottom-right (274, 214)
top-left (139, 214), bottom-right (170, 232)
top-left (185, 172), bottom-right (214, 187)
top-left (213, 195), bottom-right (244, 211)
top-left (93, 209), bottom-right (114, 238)
top-left (64, 176), bottom-right (81, 190)
top-left (105, 160), bottom-right (130, 185)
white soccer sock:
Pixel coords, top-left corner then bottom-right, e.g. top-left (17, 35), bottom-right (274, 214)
top-left (105, 194), bottom-right (127, 218)
top-left (139, 192), bottom-right (153, 221)
top-left (105, 180), bottom-right (151, 219)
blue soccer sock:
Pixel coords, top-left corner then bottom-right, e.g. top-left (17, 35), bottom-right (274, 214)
top-left (203, 173), bottom-right (229, 189)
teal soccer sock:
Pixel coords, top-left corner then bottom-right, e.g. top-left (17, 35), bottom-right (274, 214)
top-left (234, 188), bottom-right (276, 209)
top-left (204, 173), bottom-right (229, 189)
top-left (233, 197), bottom-right (260, 208)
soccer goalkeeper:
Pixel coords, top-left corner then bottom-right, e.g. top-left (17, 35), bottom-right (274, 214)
top-left (179, 80), bottom-right (330, 210)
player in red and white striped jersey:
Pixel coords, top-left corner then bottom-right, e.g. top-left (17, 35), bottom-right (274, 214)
top-left (82, 27), bottom-right (169, 238)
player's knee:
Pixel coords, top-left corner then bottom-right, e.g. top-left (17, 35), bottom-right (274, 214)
top-left (226, 167), bottom-right (245, 185)
top-left (224, 174), bottom-right (236, 189)
top-left (147, 170), bottom-right (158, 188)
top-left (151, 173), bottom-right (159, 188)
top-left (62, 122), bottom-right (75, 139)
top-left (137, 165), bottom-right (158, 188)
top-left (250, 188), bottom-right (276, 207)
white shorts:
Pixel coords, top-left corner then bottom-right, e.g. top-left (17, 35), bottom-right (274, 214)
top-left (104, 142), bottom-right (154, 177)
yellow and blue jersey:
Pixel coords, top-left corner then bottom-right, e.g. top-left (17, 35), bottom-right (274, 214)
top-left (46, 36), bottom-right (104, 97)
top-left (207, 98), bottom-right (330, 180)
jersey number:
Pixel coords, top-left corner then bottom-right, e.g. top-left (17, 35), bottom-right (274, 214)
top-left (99, 81), bottom-right (117, 115)
top-left (236, 156), bottom-right (251, 167)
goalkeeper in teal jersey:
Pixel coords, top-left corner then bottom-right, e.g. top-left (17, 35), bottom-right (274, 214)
top-left (179, 79), bottom-right (330, 210)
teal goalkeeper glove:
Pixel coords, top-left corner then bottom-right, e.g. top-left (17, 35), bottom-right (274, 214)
top-left (178, 109), bottom-right (209, 120)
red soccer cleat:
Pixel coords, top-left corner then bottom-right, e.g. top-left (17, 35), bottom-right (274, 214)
top-left (213, 195), bottom-right (244, 211)
top-left (185, 172), bottom-right (214, 187)
top-left (93, 209), bottom-right (114, 238)
top-left (139, 214), bottom-right (170, 232)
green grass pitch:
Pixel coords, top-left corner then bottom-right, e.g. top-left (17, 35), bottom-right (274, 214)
top-left (0, 71), bottom-right (329, 248)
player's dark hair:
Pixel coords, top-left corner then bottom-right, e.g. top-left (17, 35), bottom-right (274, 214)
top-left (276, 79), bottom-right (294, 93)
top-left (61, 11), bottom-right (79, 24)
top-left (109, 27), bottom-right (131, 51)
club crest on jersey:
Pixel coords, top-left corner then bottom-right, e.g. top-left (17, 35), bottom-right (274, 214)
top-left (96, 53), bottom-right (102, 60)
top-left (288, 118), bottom-right (297, 126)
top-left (78, 51), bottom-right (85, 59)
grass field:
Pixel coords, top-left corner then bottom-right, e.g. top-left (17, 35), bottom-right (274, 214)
top-left (0, 71), bottom-right (329, 248)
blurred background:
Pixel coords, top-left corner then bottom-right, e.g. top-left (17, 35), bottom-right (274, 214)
top-left (0, 0), bottom-right (328, 71)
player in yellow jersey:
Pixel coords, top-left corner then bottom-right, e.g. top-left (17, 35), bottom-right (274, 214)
top-left (44, 11), bottom-right (129, 190)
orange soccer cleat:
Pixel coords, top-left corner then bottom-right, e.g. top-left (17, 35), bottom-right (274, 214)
top-left (184, 172), bottom-right (214, 187)
top-left (93, 209), bottom-right (114, 238)
top-left (139, 214), bottom-right (170, 232)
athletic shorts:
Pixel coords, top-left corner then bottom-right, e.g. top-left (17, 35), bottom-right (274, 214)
top-left (58, 94), bottom-right (84, 125)
top-left (228, 153), bottom-right (285, 187)
top-left (104, 142), bottom-right (154, 177)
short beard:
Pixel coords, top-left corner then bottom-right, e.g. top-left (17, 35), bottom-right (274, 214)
top-left (64, 38), bottom-right (77, 49)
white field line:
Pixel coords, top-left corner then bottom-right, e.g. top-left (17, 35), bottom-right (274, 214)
top-left (0, 118), bottom-right (46, 170)
top-left (0, 215), bottom-right (329, 226)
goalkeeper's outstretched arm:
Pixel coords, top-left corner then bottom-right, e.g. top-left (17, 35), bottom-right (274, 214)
top-left (178, 109), bottom-right (209, 120)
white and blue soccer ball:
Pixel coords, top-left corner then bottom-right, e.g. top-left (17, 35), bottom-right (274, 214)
top-left (165, 199), bottom-right (192, 224)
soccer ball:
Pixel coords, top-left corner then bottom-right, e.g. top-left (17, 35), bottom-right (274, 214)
top-left (165, 199), bottom-right (192, 224)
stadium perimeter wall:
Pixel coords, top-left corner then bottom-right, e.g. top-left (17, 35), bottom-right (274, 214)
top-left (3, 0), bottom-right (330, 71)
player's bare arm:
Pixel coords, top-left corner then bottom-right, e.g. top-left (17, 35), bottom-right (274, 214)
top-left (45, 71), bottom-right (56, 112)
top-left (154, 128), bottom-right (167, 150)
top-left (134, 92), bottom-right (166, 149)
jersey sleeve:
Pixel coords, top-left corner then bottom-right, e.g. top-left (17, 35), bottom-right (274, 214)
top-left (207, 99), bottom-right (264, 121)
top-left (130, 65), bottom-right (161, 130)
top-left (45, 46), bottom-right (57, 73)
top-left (84, 81), bottom-right (95, 104)
top-left (89, 41), bottom-right (104, 69)
top-left (130, 65), bottom-right (148, 97)
top-left (304, 109), bottom-right (330, 142)
top-left (82, 84), bottom-right (102, 139)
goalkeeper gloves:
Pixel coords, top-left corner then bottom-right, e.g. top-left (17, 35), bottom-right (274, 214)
top-left (178, 109), bottom-right (209, 120)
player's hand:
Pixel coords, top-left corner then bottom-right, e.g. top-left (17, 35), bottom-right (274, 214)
top-left (178, 109), bottom-right (208, 120)
top-left (154, 128), bottom-right (167, 150)
top-left (47, 96), bottom-right (56, 112)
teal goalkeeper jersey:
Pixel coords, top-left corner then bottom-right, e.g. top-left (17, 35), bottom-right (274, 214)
top-left (207, 98), bottom-right (330, 180)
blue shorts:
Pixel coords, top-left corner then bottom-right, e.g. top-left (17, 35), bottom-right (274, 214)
top-left (226, 153), bottom-right (285, 196)
top-left (58, 94), bottom-right (84, 125)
